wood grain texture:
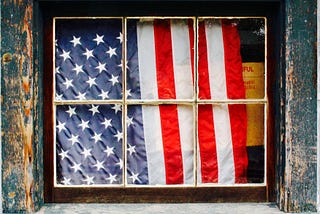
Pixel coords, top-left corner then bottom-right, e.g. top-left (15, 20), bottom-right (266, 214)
top-left (1, 0), bottom-right (41, 212)
top-left (280, 0), bottom-right (317, 212)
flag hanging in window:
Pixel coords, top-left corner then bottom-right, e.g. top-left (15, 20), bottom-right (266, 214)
top-left (54, 18), bottom-right (248, 186)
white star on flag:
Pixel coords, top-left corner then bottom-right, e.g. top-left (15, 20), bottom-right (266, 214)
top-left (58, 149), bottom-right (69, 160)
top-left (75, 92), bottom-right (86, 100)
top-left (61, 177), bottom-right (72, 185)
top-left (63, 78), bottom-right (74, 89)
top-left (78, 119), bottom-right (90, 131)
top-left (60, 49), bottom-right (71, 61)
top-left (70, 36), bottom-right (81, 47)
top-left (72, 64), bottom-right (84, 75)
top-left (104, 146), bottom-right (114, 157)
top-left (91, 132), bottom-right (102, 143)
top-left (98, 90), bottom-right (109, 100)
top-left (80, 148), bottom-right (92, 159)
top-left (68, 134), bottom-right (79, 145)
top-left (83, 48), bottom-right (94, 60)
top-left (86, 77), bottom-right (97, 88)
top-left (95, 62), bottom-right (107, 73)
top-left (57, 121), bottom-right (66, 132)
top-left (70, 162), bottom-right (82, 173)
top-left (116, 158), bottom-right (123, 169)
top-left (106, 173), bottom-right (117, 184)
top-left (129, 172), bottom-right (141, 183)
top-left (89, 104), bottom-right (100, 116)
top-left (127, 144), bottom-right (136, 155)
top-left (106, 46), bottom-right (117, 58)
top-left (111, 104), bottom-right (122, 114)
top-left (93, 160), bottom-right (105, 171)
top-left (93, 34), bottom-right (105, 45)
top-left (101, 118), bottom-right (112, 129)
top-left (83, 175), bottom-right (95, 185)
top-left (66, 106), bottom-right (77, 117)
top-left (116, 32), bottom-right (123, 43)
top-left (114, 130), bottom-right (123, 142)
top-left (109, 74), bottom-right (119, 86)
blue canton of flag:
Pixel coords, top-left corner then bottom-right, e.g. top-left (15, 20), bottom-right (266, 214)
top-left (55, 19), bottom-right (124, 185)
top-left (56, 104), bottom-right (123, 185)
top-left (55, 19), bottom-right (122, 100)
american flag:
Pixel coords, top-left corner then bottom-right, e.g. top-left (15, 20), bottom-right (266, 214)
top-left (55, 18), bottom-right (248, 186)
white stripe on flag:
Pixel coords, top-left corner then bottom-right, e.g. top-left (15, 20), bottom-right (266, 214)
top-left (137, 22), bottom-right (166, 185)
top-left (177, 106), bottom-right (194, 184)
top-left (171, 20), bottom-right (194, 99)
top-left (141, 106), bottom-right (166, 185)
top-left (205, 20), bottom-right (235, 184)
top-left (137, 22), bottom-right (158, 100)
top-left (171, 20), bottom-right (195, 184)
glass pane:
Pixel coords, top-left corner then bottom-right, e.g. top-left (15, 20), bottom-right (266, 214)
top-left (198, 18), bottom-right (265, 100)
top-left (55, 104), bottom-right (123, 185)
top-left (126, 18), bottom-right (195, 100)
top-left (197, 104), bottom-right (264, 184)
top-left (55, 19), bottom-right (123, 100)
top-left (126, 105), bottom-right (194, 185)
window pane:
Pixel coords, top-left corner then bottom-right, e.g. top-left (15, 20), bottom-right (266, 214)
top-left (198, 18), bottom-right (265, 100)
top-left (55, 104), bottom-right (123, 185)
top-left (126, 19), bottom-right (195, 100)
top-left (55, 19), bottom-right (123, 100)
top-left (126, 105), bottom-right (194, 185)
top-left (197, 104), bottom-right (265, 184)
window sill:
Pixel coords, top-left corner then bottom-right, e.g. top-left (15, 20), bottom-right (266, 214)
top-left (36, 203), bottom-right (283, 213)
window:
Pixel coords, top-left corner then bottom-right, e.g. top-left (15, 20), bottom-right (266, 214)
top-left (44, 14), bottom-right (273, 202)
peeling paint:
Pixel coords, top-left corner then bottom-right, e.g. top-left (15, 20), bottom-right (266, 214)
top-left (281, 0), bottom-right (317, 212)
top-left (20, 4), bottom-right (34, 213)
top-left (1, 0), bottom-right (35, 213)
top-left (2, 53), bottom-right (13, 63)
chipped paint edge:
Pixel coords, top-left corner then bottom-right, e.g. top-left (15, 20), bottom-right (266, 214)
top-left (317, 0), bottom-right (320, 211)
top-left (0, 0), bottom-right (2, 212)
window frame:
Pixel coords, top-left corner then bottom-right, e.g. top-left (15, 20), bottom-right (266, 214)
top-left (42, 1), bottom-right (277, 203)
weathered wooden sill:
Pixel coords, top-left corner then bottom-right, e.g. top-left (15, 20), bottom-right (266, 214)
top-left (36, 203), bottom-right (284, 214)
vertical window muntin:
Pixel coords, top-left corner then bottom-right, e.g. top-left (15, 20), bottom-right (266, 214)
top-left (53, 16), bottom-right (267, 187)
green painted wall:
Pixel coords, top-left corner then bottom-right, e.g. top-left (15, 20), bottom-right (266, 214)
top-left (280, 0), bottom-right (317, 212)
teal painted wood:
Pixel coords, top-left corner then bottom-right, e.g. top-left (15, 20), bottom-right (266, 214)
top-left (32, 1), bottom-right (44, 212)
top-left (0, 0), bottom-right (41, 212)
top-left (282, 0), bottom-right (317, 212)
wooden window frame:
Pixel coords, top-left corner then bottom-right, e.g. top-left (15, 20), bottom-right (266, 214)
top-left (42, 1), bottom-right (277, 203)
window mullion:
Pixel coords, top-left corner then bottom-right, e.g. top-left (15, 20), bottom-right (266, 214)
top-left (123, 17), bottom-right (128, 187)
top-left (194, 16), bottom-right (199, 187)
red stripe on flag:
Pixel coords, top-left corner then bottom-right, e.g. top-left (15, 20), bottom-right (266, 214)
top-left (198, 105), bottom-right (218, 183)
top-left (197, 22), bottom-right (218, 183)
top-left (222, 20), bottom-right (248, 183)
top-left (188, 20), bottom-right (195, 82)
top-left (198, 22), bottom-right (211, 99)
top-left (154, 20), bottom-right (184, 184)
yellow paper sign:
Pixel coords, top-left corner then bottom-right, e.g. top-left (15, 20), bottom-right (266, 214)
top-left (242, 62), bottom-right (265, 147)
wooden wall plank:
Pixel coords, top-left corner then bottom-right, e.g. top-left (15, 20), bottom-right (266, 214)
top-left (0, 0), bottom-right (42, 212)
top-left (281, 0), bottom-right (317, 212)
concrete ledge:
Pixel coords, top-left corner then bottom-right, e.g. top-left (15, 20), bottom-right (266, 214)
top-left (36, 203), bottom-right (286, 214)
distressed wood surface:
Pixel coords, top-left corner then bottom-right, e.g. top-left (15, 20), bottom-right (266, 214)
top-left (1, 0), bottom-right (40, 212)
top-left (281, 0), bottom-right (317, 212)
